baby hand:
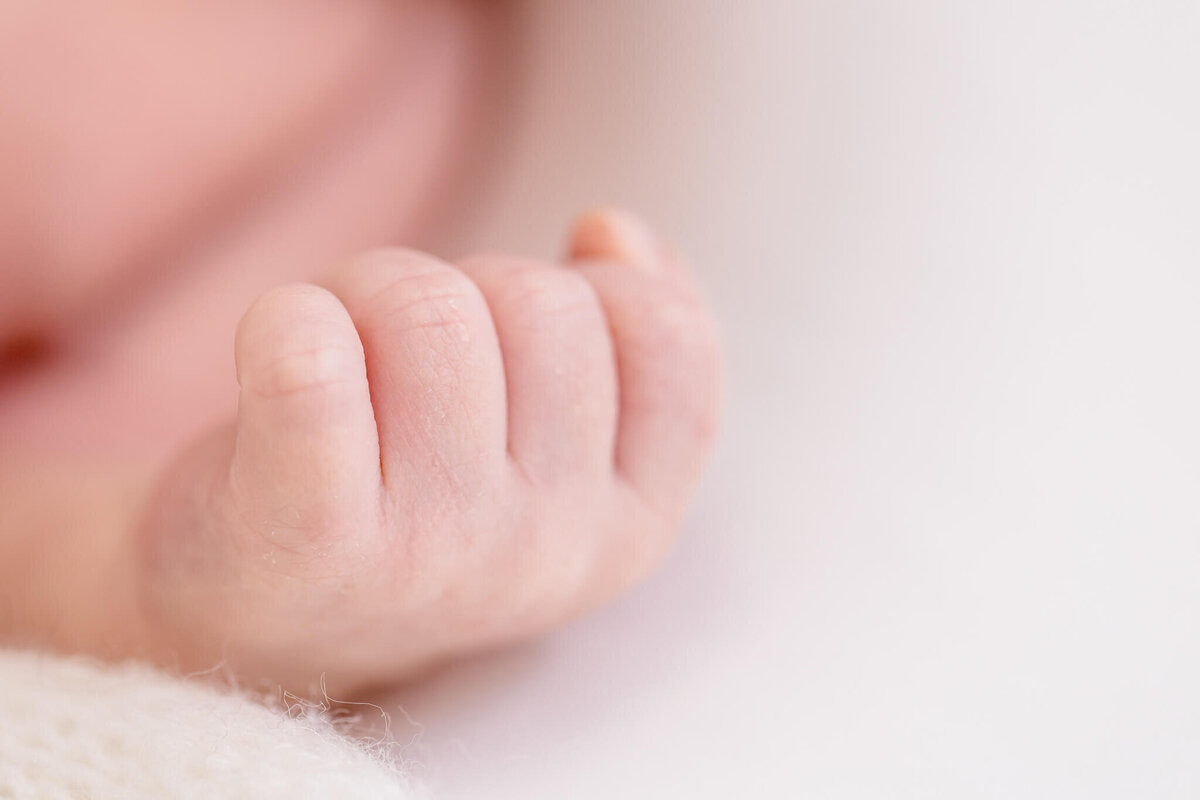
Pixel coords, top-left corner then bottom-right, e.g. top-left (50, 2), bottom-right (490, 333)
top-left (131, 210), bottom-right (720, 695)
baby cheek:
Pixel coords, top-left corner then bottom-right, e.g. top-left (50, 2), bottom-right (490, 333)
top-left (0, 1), bottom-right (392, 319)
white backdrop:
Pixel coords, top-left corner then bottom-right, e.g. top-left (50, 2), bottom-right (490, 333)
top-left (379, 2), bottom-right (1200, 797)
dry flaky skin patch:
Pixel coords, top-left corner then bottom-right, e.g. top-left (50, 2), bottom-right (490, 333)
top-left (0, 648), bottom-right (415, 799)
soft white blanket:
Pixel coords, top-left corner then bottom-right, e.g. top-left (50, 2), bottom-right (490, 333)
top-left (0, 649), bottom-right (411, 799)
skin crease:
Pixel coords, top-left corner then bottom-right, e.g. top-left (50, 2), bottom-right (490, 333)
top-left (0, 3), bottom-right (722, 699)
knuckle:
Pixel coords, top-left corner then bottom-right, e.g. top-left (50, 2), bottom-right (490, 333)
top-left (237, 285), bottom-right (362, 400)
top-left (502, 267), bottom-right (599, 321)
top-left (250, 344), bottom-right (359, 399)
top-left (238, 284), bottom-right (332, 341)
top-left (637, 296), bottom-right (718, 359)
top-left (366, 265), bottom-right (480, 338)
top-left (629, 297), bottom-right (723, 448)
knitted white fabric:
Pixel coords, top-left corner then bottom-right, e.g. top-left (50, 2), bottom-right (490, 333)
top-left (0, 649), bottom-right (413, 799)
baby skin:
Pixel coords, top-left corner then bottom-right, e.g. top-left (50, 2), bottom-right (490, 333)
top-left (0, 1), bottom-right (719, 699)
top-left (4, 211), bottom-right (720, 698)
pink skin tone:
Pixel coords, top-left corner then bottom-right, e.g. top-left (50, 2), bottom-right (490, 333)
top-left (0, 3), bottom-right (720, 697)
top-left (0, 0), bottom-right (496, 459)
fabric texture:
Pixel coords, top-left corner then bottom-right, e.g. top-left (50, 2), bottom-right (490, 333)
top-left (0, 649), bottom-right (412, 799)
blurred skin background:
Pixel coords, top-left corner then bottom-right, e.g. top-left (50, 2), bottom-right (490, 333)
top-left (2, 1), bottom-right (1199, 798)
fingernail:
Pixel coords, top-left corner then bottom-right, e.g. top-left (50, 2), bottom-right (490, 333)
top-left (568, 208), bottom-right (663, 274)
